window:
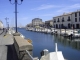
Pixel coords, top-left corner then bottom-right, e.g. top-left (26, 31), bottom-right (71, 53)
top-left (75, 13), bottom-right (77, 17)
top-left (75, 18), bottom-right (77, 22)
top-left (61, 24), bottom-right (63, 28)
top-left (67, 16), bottom-right (71, 21)
top-left (68, 23), bottom-right (71, 28)
top-left (79, 17), bottom-right (80, 22)
top-left (79, 12), bottom-right (80, 16)
top-left (57, 18), bottom-right (59, 22)
top-left (76, 24), bottom-right (79, 29)
top-left (56, 24), bottom-right (58, 28)
top-left (62, 17), bottom-right (64, 22)
top-left (54, 19), bottom-right (56, 23)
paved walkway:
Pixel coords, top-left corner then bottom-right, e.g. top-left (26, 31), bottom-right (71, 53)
top-left (0, 46), bottom-right (7, 60)
top-left (0, 30), bottom-right (18, 60)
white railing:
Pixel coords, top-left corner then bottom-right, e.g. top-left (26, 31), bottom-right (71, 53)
top-left (26, 50), bottom-right (34, 60)
top-left (26, 50), bottom-right (39, 60)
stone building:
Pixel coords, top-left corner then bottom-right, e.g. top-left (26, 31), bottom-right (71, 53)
top-left (32, 18), bottom-right (43, 27)
top-left (45, 20), bottom-right (53, 28)
top-left (26, 23), bottom-right (33, 27)
top-left (53, 10), bottom-right (80, 29)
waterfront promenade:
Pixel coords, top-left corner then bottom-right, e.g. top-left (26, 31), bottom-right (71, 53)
top-left (0, 29), bottom-right (18, 60)
top-left (0, 29), bottom-right (33, 60)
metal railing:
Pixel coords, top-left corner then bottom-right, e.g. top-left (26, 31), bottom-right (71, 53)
top-left (20, 50), bottom-right (34, 60)
top-left (26, 50), bottom-right (34, 60)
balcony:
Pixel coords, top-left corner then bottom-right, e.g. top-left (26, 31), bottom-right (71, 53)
top-left (67, 19), bottom-right (71, 21)
top-left (57, 20), bottom-right (60, 22)
top-left (62, 20), bottom-right (64, 22)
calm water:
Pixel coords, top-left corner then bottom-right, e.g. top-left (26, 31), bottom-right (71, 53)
top-left (18, 28), bottom-right (80, 60)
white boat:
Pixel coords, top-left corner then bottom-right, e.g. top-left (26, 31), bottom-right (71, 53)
top-left (62, 30), bottom-right (80, 38)
top-left (72, 30), bottom-right (80, 38)
top-left (40, 43), bottom-right (65, 60)
top-left (47, 29), bottom-right (51, 34)
top-left (51, 28), bottom-right (58, 35)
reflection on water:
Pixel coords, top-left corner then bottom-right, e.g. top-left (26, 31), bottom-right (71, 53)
top-left (54, 35), bottom-right (80, 51)
top-left (17, 28), bottom-right (80, 60)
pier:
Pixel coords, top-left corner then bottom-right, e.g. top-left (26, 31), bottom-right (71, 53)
top-left (0, 29), bottom-right (33, 60)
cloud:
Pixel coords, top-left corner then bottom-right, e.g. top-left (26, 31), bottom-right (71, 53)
top-left (31, 4), bottom-right (61, 11)
top-left (57, 3), bottom-right (80, 13)
top-left (40, 4), bottom-right (80, 17)
top-left (40, 14), bottom-right (55, 16)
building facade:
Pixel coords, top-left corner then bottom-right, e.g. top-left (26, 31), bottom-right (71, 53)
top-left (32, 18), bottom-right (43, 27)
top-left (45, 20), bottom-right (53, 28)
top-left (0, 21), bottom-right (3, 29)
top-left (53, 10), bottom-right (80, 29)
top-left (26, 23), bottom-right (33, 27)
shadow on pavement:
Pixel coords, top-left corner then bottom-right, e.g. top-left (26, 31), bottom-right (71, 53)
top-left (7, 45), bottom-right (19, 60)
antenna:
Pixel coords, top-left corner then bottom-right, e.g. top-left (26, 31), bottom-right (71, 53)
top-left (55, 43), bottom-right (58, 52)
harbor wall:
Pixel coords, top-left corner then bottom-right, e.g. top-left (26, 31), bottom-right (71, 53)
top-left (13, 33), bottom-right (33, 60)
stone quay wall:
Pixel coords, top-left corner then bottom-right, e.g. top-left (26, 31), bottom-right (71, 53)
top-left (13, 33), bottom-right (33, 60)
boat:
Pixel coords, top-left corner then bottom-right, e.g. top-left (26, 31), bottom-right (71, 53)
top-left (40, 43), bottom-right (65, 60)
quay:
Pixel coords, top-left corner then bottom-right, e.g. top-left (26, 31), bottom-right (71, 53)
top-left (0, 27), bottom-right (80, 60)
top-left (0, 28), bottom-right (33, 60)
top-left (26, 27), bottom-right (80, 39)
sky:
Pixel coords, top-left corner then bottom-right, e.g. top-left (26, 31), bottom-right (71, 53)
top-left (0, 0), bottom-right (80, 27)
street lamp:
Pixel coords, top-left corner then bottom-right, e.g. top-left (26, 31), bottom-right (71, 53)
top-left (5, 17), bottom-right (9, 30)
top-left (9, 0), bottom-right (23, 33)
top-left (7, 22), bottom-right (9, 30)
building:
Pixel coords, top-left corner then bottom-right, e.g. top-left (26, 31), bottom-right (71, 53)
top-left (39, 22), bottom-right (45, 27)
top-left (0, 21), bottom-right (3, 29)
top-left (26, 23), bottom-right (33, 27)
top-left (32, 18), bottom-right (43, 27)
top-left (53, 10), bottom-right (80, 29)
top-left (45, 20), bottom-right (53, 28)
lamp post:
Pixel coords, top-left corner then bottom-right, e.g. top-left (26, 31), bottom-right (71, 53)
top-left (60, 16), bottom-right (61, 35)
top-left (9, 0), bottom-right (23, 33)
top-left (5, 17), bottom-right (9, 29)
top-left (7, 22), bottom-right (9, 30)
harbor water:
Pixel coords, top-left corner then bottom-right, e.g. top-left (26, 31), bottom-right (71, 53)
top-left (18, 28), bottom-right (80, 60)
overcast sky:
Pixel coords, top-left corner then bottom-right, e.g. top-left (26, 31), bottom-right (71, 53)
top-left (0, 0), bottom-right (80, 27)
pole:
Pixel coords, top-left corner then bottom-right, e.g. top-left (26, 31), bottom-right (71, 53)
top-left (9, 0), bottom-right (23, 32)
top-left (5, 17), bottom-right (8, 29)
top-left (60, 17), bottom-right (61, 35)
top-left (6, 19), bottom-right (7, 28)
top-left (15, 0), bottom-right (17, 33)
top-left (7, 22), bottom-right (9, 30)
